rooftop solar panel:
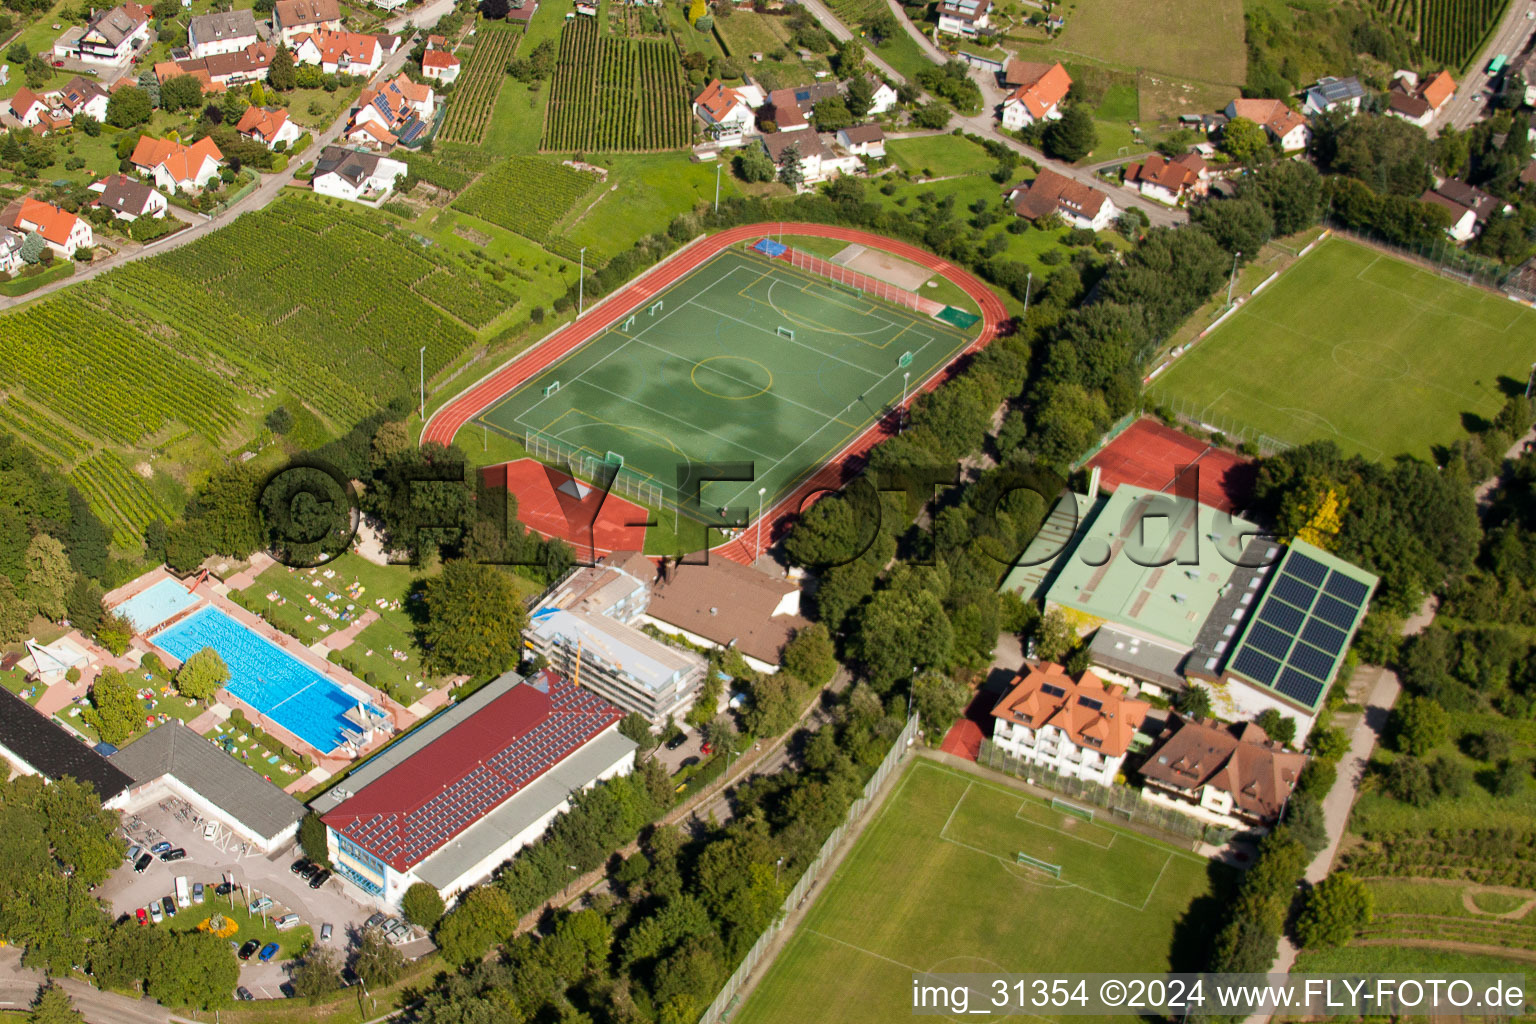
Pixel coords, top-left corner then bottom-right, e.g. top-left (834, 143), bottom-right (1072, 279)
top-left (1313, 593), bottom-right (1358, 630)
top-left (1257, 599), bottom-right (1305, 635)
top-left (1247, 622), bottom-right (1294, 660)
top-left (1232, 647), bottom-right (1281, 686)
top-left (1286, 551), bottom-right (1329, 585)
top-left (1275, 667), bottom-right (1325, 707)
top-left (1323, 571), bottom-right (1370, 606)
top-left (1302, 618), bottom-right (1348, 656)
top-left (1272, 574), bottom-right (1318, 610)
top-left (1288, 642), bottom-right (1335, 681)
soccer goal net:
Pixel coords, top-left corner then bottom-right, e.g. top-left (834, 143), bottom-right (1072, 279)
top-left (1051, 797), bottom-right (1095, 823)
top-left (1016, 852), bottom-right (1062, 878)
top-left (776, 326), bottom-right (795, 341)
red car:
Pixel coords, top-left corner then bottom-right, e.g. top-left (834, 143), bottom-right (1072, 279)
top-left (701, 742), bottom-right (713, 756)
top-left (51, 59), bottom-right (63, 67)
top-left (135, 907), bottom-right (148, 926)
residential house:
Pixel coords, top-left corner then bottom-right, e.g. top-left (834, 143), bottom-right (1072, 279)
top-left (1302, 75), bottom-right (1365, 116)
top-left (311, 145), bottom-right (407, 202)
top-left (759, 128), bottom-right (826, 189)
top-left (7, 198), bottom-right (93, 257)
top-left (1005, 168), bottom-right (1117, 231)
top-left (187, 9), bottom-right (260, 58)
top-left (420, 47), bottom-right (460, 83)
top-left (1224, 97), bottom-right (1311, 152)
top-left (864, 74), bottom-right (898, 115)
top-left (57, 76), bottom-right (110, 121)
top-left (1124, 152), bottom-right (1208, 204)
top-left (155, 42), bottom-right (276, 89)
top-left (1139, 714), bottom-right (1307, 833)
top-left (235, 105), bottom-right (303, 149)
top-left (293, 28), bottom-right (383, 76)
top-left (7, 87), bottom-right (49, 127)
top-left (1421, 178), bottom-right (1510, 242)
top-left (989, 663), bottom-right (1150, 786)
top-left (642, 555), bottom-right (811, 676)
top-left (71, 5), bottom-right (151, 64)
top-left (936, 0), bottom-right (990, 36)
top-left (341, 119), bottom-right (397, 149)
top-left (1386, 69), bottom-right (1455, 127)
top-left (353, 73), bottom-right (434, 135)
top-left (764, 82), bottom-right (840, 130)
top-left (273, 0), bottom-right (343, 46)
top-left (129, 135), bottom-right (224, 193)
top-left (694, 78), bottom-right (756, 145)
top-left (507, 0), bottom-right (539, 25)
top-left (999, 60), bottom-right (1070, 130)
top-left (1517, 48), bottom-right (1536, 107)
top-left (836, 122), bottom-right (885, 158)
top-left (90, 173), bottom-right (168, 220)
top-left (0, 229), bottom-right (25, 274)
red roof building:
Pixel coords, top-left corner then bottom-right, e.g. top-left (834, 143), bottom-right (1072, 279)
top-left (1124, 152), bottom-right (1208, 203)
top-left (990, 663), bottom-right (1149, 785)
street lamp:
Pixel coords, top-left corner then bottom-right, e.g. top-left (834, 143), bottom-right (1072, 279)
top-left (899, 371), bottom-right (910, 433)
top-left (418, 345), bottom-right (426, 419)
top-left (756, 486), bottom-right (766, 560)
top-left (1526, 361), bottom-right (1536, 399)
top-left (715, 161), bottom-right (722, 214)
top-left (1225, 251), bottom-right (1242, 308)
top-left (776, 856), bottom-right (784, 886)
top-left (1022, 270), bottom-right (1032, 318)
top-left (578, 247), bottom-right (587, 318)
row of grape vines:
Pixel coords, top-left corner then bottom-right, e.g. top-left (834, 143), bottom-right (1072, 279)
top-left (1372, 0), bottom-right (1510, 68)
top-left (542, 18), bottom-right (690, 152)
top-left (70, 451), bottom-right (173, 548)
top-left (438, 24), bottom-right (521, 144)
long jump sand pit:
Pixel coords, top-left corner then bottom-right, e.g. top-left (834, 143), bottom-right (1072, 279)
top-left (830, 243), bottom-right (936, 291)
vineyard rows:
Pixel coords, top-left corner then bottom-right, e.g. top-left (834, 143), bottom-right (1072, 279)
top-left (0, 196), bottom-right (504, 455)
top-left (0, 395), bottom-right (90, 463)
top-left (824, 0), bottom-right (884, 26)
top-left (1373, 0), bottom-right (1509, 67)
top-left (451, 157), bottom-right (601, 243)
top-left (439, 24), bottom-right (520, 144)
top-left (542, 19), bottom-right (690, 152)
top-left (70, 451), bottom-right (173, 548)
top-left (405, 152), bottom-right (473, 193)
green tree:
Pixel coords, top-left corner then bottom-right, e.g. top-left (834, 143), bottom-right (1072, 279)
top-left (435, 886), bottom-right (517, 965)
top-left (85, 667), bottom-right (140, 746)
top-left (290, 945), bottom-right (343, 1004)
top-left (18, 231), bottom-right (47, 265)
top-left (1042, 105), bottom-right (1096, 162)
top-left (911, 100), bottom-right (950, 130)
top-left (351, 925), bottom-right (405, 988)
top-left (1256, 708), bottom-right (1297, 746)
top-left (402, 882), bottom-right (445, 928)
top-left (1190, 197), bottom-right (1274, 258)
top-left (1283, 793), bottom-right (1328, 855)
top-left (1178, 684), bottom-right (1212, 720)
top-left (910, 670), bottom-right (968, 734)
top-left (846, 74), bottom-right (875, 117)
top-left (65, 576), bottom-right (103, 634)
top-left (686, 670), bottom-right (724, 729)
top-left (1390, 695), bottom-right (1449, 756)
top-left (1385, 755), bottom-right (1434, 806)
top-left (1295, 873), bottom-right (1373, 948)
top-left (23, 533), bottom-right (72, 621)
top-left (1221, 117), bottom-right (1270, 165)
top-left (812, 97), bottom-right (853, 132)
top-left (853, 586), bottom-right (953, 690)
top-left (1465, 728), bottom-right (1512, 762)
top-left (420, 561), bottom-right (527, 677)
top-left (781, 623), bottom-right (835, 685)
top-left (1493, 757), bottom-right (1528, 797)
top-left (1428, 754), bottom-right (1472, 798)
top-left (298, 812), bottom-right (330, 866)
top-left (106, 87), bottom-right (152, 128)
top-left (741, 673), bottom-right (799, 736)
top-left (618, 712), bottom-right (657, 754)
top-left (146, 930), bottom-right (238, 1010)
top-left (26, 984), bottom-right (84, 1024)
top-left (175, 647), bottom-right (229, 703)
top-left (159, 74), bottom-right (205, 111)
top-left (776, 141), bottom-right (803, 189)
top-left (269, 45), bottom-right (297, 90)
top-left (1031, 608), bottom-right (1076, 663)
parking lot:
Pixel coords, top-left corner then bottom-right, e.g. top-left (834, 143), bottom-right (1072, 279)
top-left (99, 799), bottom-right (432, 999)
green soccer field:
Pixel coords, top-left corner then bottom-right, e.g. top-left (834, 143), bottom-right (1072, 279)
top-left (733, 760), bottom-right (1222, 1024)
top-left (1149, 237), bottom-right (1536, 461)
top-left (476, 248), bottom-right (975, 518)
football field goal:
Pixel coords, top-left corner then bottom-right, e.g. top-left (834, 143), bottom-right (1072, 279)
top-left (1016, 852), bottom-right (1062, 878)
top-left (1052, 797), bottom-right (1095, 823)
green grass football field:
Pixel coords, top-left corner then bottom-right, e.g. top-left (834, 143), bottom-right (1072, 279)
top-left (476, 248), bottom-right (975, 517)
top-left (732, 760), bottom-right (1222, 1024)
top-left (1149, 238), bottom-right (1536, 461)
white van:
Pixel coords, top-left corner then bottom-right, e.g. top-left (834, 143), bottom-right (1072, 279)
top-left (175, 876), bottom-right (190, 908)
top-left (274, 913), bottom-right (301, 931)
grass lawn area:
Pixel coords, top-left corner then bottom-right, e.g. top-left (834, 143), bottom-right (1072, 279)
top-left (1350, 878), bottom-right (1536, 955)
top-left (348, 616), bottom-right (438, 705)
top-left (1294, 944), bottom-right (1535, 987)
top-left (734, 759), bottom-right (1225, 1024)
top-left (484, 77), bottom-right (548, 155)
top-left (1148, 237), bottom-right (1536, 461)
top-left (867, 27), bottom-right (937, 85)
top-left (1054, 0), bottom-right (1245, 86)
top-left (558, 152), bottom-right (742, 262)
top-left (1095, 81), bottom-right (1139, 121)
top-left (238, 552), bottom-right (433, 651)
top-left (206, 715), bottom-right (311, 780)
top-left (164, 899), bottom-right (314, 963)
top-left (887, 133), bottom-right (998, 177)
top-left (58, 668), bottom-right (206, 745)
top-left (283, 84), bottom-right (367, 131)
top-left (715, 10), bottom-right (793, 58)
top-left (1086, 118), bottom-right (1140, 162)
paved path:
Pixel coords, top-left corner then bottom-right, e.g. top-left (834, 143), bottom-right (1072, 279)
top-left (798, 0), bottom-right (912, 91)
top-left (1442, 1), bottom-right (1535, 131)
top-left (0, 948), bottom-right (169, 1024)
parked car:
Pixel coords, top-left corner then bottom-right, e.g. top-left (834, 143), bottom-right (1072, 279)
top-left (215, 881), bottom-right (235, 896)
top-left (160, 896), bottom-right (176, 918)
top-left (203, 822), bottom-right (217, 840)
top-left (364, 912), bottom-right (386, 930)
top-left (236, 987), bottom-right (254, 1001)
top-left (159, 848), bottom-right (186, 862)
top-left (192, 881), bottom-right (204, 904)
top-left (135, 907), bottom-right (148, 926)
top-left (249, 896), bottom-right (273, 913)
top-left (701, 742), bottom-right (713, 756)
top-left (274, 913), bottom-right (300, 931)
top-left (665, 733), bottom-right (687, 750)
top-left (289, 858), bottom-right (311, 876)
top-left (258, 942), bottom-right (280, 962)
top-left (126, 845), bottom-right (142, 862)
top-left (133, 853), bottom-right (152, 873)
top-left (308, 869), bottom-right (331, 889)
top-left (149, 902), bottom-right (163, 924)
top-left (150, 841), bottom-right (172, 855)
top-left (237, 940), bottom-right (261, 960)
top-left (320, 923), bottom-right (333, 942)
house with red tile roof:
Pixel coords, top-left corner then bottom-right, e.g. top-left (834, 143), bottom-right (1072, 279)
top-left (273, 0), bottom-right (342, 46)
top-left (693, 79), bottom-right (756, 145)
top-left (1005, 168), bottom-right (1117, 231)
top-left (7, 88), bottom-right (50, 128)
top-left (312, 669), bottom-right (635, 907)
top-left (57, 76), bottom-right (111, 121)
top-left (341, 119), bottom-right (398, 150)
top-left (293, 28), bottom-right (384, 76)
top-left (129, 135), bottom-right (225, 194)
top-left (7, 197), bottom-right (94, 257)
top-left (235, 105), bottom-right (303, 150)
top-left (990, 663), bottom-right (1150, 785)
top-left (353, 73), bottom-right (435, 134)
top-left (1139, 714), bottom-right (1306, 831)
top-left (1224, 97), bottom-right (1311, 152)
top-left (421, 47), bottom-right (460, 83)
top-left (89, 173), bottom-right (168, 221)
top-left (999, 61), bottom-right (1071, 130)
top-left (1124, 152), bottom-right (1209, 204)
top-left (155, 41), bottom-right (276, 91)
top-left (1386, 69), bottom-right (1456, 128)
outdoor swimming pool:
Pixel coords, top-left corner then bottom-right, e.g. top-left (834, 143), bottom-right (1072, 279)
top-left (112, 578), bottom-right (201, 633)
top-left (152, 606), bottom-right (382, 753)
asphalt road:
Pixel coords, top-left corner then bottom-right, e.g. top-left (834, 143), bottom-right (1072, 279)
top-left (1442, 0), bottom-right (1536, 131)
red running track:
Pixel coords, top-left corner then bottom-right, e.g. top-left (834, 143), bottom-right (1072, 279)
top-left (421, 223), bottom-right (1010, 564)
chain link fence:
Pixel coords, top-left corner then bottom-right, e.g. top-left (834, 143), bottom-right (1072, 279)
top-left (783, 247), bottom-right (946, 317)
top-left (523, 429), bottom-right (665, 510)
top-left (1323, 221), bottom-right (1518, 294)
top-left (1149, 396), bottom-right (1296, 458)
top-left (700, 715), bottom-right (921, 1024)
top-left (975, 739), bottom-right (1233, 848)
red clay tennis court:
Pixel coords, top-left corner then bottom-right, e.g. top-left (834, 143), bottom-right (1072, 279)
top-left (482, 459), bottom-right (648, 562)
top-left (1087, 418), bottom-right (1258, 514)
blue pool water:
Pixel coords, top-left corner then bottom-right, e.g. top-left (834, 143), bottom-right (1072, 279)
top-left (112, 579), bottom-right (201, 633)
top-left (152, 606), bottom-right (380, 752)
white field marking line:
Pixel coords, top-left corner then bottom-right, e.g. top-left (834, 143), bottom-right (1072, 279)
top-left (261, 678), bottom-right (320, 718)
top-left (573, 379), bottom-right (780, 462)
top-left (805, 928), bottom-right (927, 974)
top-left (509, 253), bottom-right (744, 427)
top-left (683, 296), bottom-right (887, 378)
top-left (1350, 246), bottom-right (1532, 333)
top-left (1195, 383), bottom-right (1385, 462)
top-left (765, 277), bottom-right (903, 338)
top-left (624, 333), bottom-right (859, 426)
top-left (1012, 798), bottom-right (1117, 851)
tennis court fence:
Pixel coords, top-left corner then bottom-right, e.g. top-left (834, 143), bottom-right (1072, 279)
top-left (524, 430), bottom-right (665, 510)
top-left (778, 246), bottom-right (947, 317)
top-left (699, 714), bottom-right (920, 1024)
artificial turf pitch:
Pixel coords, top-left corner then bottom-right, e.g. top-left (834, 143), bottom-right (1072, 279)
top-left (1149, 237), bottom-right (1536, 461)
top-left (732, 760), bottom-right (1220, 1024)
top-left (475, 247), bottom-right (975, 518)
